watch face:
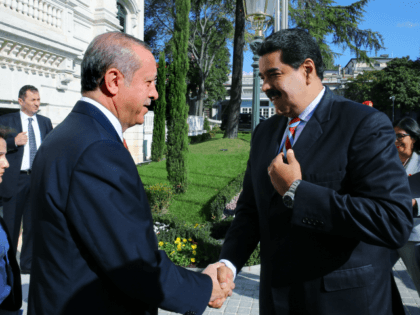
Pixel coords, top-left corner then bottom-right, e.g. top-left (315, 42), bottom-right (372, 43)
top-left (283, 194), bottom-right (294, 208)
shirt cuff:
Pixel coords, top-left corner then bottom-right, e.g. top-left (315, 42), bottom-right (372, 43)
top-left (219, 259), bottom-right (237, 281)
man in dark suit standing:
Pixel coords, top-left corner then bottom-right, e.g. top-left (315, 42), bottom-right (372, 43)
top-left (217, 29), bottom-right (413, 314)
top-left (0, 85), bottom-right (53, 274)
top-left (28, 32), bottom-right (230, 315)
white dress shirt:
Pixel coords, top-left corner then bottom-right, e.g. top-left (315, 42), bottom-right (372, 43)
top-left (220, 87), bottom-right (326, 280)
top-left (80, 97), bottom-right (124, 142)
top-left (19, 111), bottom-right (42, 171)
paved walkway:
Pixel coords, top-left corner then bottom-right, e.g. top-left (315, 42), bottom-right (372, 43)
top-left (18, 260), bottom-right (420, 315)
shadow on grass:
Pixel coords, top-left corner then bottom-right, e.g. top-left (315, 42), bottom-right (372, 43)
top-left (188, 171), bottom-right (234, 179)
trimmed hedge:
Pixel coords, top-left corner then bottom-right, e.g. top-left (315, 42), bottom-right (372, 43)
top-left (208, 171), bottom-right (245, 221)
top-left (153, 213), bottom-right (260, 267)
top-left (145, 183), bottom-right (174, 214)
top-left (188, 132), bottom-right (212, 144)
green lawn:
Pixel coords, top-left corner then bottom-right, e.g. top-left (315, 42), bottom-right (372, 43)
top-left (137, 133), bottom-right (251, 223)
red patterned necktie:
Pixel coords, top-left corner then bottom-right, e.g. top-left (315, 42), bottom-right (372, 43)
top-left (283, 117), bottom-right (301, 155)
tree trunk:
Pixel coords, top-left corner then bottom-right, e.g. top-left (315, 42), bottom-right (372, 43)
top-left (224, 0), bottom-right (245, 139)
top-left (197, 78), bottom-right (205, 116)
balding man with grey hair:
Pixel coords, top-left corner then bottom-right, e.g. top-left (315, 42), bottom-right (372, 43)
top-left (27, 32), bottom-right (233, 315)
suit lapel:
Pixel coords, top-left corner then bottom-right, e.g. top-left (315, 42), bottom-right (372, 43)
top-left (71, 101), bottom-right (123, 144)
top-left (291, 87), bottom-right (334, 164)
top-left (13, 111), bottom-right (22, 133)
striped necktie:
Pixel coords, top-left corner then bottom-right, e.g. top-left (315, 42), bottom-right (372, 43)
top-left (28, 117), bottom-right (37, 168)
top-left (283, 117), bottom-right (301, 156)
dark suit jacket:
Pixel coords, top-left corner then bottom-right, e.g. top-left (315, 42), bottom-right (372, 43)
top-left (28, 101), bottom-right (212, 315)
top-left (0, 111), bottom-right (53, 198)
top-left (220, 87), bottom-right (413, 314)
top-left (0, 217), bottom-right (22, 312)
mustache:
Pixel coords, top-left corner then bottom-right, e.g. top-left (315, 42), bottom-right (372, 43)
top-left (265, 89), bottom-right (281, 99)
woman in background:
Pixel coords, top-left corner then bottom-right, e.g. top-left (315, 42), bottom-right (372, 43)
top-left (0, 127), bottom-right (22, 314)
top-left (392, 117), bottom-right (420, 297)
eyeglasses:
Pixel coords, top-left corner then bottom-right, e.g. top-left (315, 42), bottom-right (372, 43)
top-left (395, 133), bottom-right (410, 140)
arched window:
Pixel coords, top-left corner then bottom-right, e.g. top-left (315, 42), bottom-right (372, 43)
top-left (117, 2), bottom-right (127, 33)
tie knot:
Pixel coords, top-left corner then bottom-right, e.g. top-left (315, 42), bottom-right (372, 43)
top-left (28, 118), bottom-right (33, 122)
top-left (289, 117), bottom-right (300, 127)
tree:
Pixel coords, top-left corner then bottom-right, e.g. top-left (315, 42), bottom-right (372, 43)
top-left (376, 57), bottom-right (420, 113)
top-left (224, 0), bottom-right (245, 139)
top-left (344, 70), bottom-right (384, 108)
top-left (151, 51), bottom-right (167, 162)
top-left (144, 0), bottom-right (235, 116)
top-left (166, 0), bottom-right (190, 193)
top-left (344, 57), bottom-right (420, 114)
top-left (187, 44), bottom-right (231, 116)
top-left (188, 0), bottom-right (234, 116)
top-left (289, 0), bottom-right (384, 67)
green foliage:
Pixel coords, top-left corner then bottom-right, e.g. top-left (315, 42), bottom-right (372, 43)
top-left (244, 244), bottom-right (261, 266)
top-left (345, 57), bottom-right (420, 113)
top-left (166, 0), bottom-right (190, 194)
top-left (208, 172), bottom-right (244, 221)
top-left (289, 0), bottom-right (384, 67)
top-left (139, 133), bottom-right (251, 223)
top-left (153, 214), bottom-right (222, 265)
top-left (145, 183), bottom-right (174, 214)
top-left (189, 133), bottom-right (212, 144)
top-left (158, 237), bottom-right (199, 267)
top-left (153, 214), bottom-right (261, 267)
top-left (212, 124), bottom-right (223, 134)
top-left (344, 70), bottom-right (384, 105)
top-left (376, 57), bottom-right (420, 112)
top-left (203, 117), bottom-right (210, 132)
top-left (151, 51), bottom-right (167, 162)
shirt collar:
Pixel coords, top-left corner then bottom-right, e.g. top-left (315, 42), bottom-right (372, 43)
top-left (20, 111), bottom-right (36, 121)
top-left (80, 97), bottom-right (123, 142)
top-left (297, 86), bottom-right (326, 122)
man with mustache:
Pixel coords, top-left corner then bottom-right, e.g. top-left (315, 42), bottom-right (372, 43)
top-left (0, 85), bottom-right (53, 275)
top-left (217, 29), bottom-right (412, 314)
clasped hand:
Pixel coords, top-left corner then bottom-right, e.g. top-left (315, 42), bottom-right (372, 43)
top-left (268, 149), bottom-right (302, 196)
top-left (202, 263), bottom-right (235, 308)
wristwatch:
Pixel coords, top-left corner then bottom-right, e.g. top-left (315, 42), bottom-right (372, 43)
top-left (283, 179), bottom-right (302, 209)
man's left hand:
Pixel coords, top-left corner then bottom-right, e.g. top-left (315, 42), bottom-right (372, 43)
top-left (268, 149), bottom-right (302, 196)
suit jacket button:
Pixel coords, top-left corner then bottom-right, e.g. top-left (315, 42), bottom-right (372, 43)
top-left (302, 218), bottom-right (307, 224)
top-left (185, 312), bottom-right (196, 315)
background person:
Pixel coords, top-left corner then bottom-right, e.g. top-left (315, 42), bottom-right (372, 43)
top-left (0, 127), bottom-right (22, 314)
top-left (27, 32), bottom-right (231, 315)
top-left (217, 28), bottom-right (413, 314)
top-left (0, 86), bottom-right (53, 274)
top-left (392, 117), bottom-right (420, 297)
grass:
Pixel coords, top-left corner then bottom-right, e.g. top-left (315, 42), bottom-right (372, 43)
top-left (138, 133), bottom-right (251, 224)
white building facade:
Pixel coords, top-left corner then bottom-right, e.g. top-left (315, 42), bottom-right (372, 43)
top-left (0, 0), bottom-right (149, 163)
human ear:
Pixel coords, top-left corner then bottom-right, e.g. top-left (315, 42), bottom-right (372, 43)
top-left (302, 58), bottom-right (317, 83)
top-left (103, 68), bottom-right (124, 96)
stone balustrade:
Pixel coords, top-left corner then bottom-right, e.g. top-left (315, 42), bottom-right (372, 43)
top-left (0, 37), bottom-right (66, 77)
top-left (0, 0), bottom-right (63, 29)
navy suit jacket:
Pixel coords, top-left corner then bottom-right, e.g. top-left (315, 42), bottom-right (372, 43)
top-left (28, 101), bottom-right (212, 315)
top-left (0, 111), bottom-right (53, 198)
top-left (220, 87), bottom-right (413, 314)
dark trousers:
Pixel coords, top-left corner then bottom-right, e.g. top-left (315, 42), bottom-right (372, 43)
top-left (2, 173), bottom-right (33, 271)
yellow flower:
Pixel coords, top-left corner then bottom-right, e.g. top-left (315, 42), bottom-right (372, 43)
top-left (191, 244), bottom-right (197, 250)
top-left (176, 237), bottom-right (181, 242)
top-left (193, 251), bottom-right (196, 255)
top-left (182, 244), bottom-right (185, 247)
top-left (158, 241), bottom-right (164, 247)
top-left (171, 251), bottom-right (175, 255)
top-left (177, 244), bottom-right (182, 251)
top-left (183, 239), bottom-right (187, 243)
top-left (194, 223), bottom-right (199, 228)
top-left (188, 238), bottom-right (192, 242)
top-left (191, 258), bottom-right (196, 263)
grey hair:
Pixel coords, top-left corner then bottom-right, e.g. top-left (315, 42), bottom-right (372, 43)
top-left (81, 32), bottom-right (151, 93)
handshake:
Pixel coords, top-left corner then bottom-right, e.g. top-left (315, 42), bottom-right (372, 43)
top-left (202, 262), bottom-right (236, 309)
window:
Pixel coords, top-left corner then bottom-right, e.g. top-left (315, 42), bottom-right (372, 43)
top-left (117, 3), bottom-right (127, 33)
